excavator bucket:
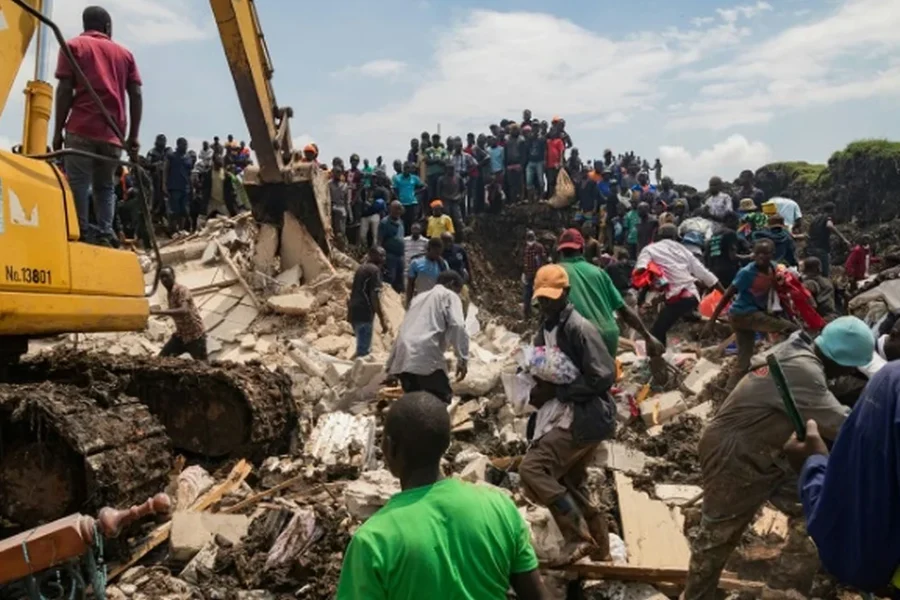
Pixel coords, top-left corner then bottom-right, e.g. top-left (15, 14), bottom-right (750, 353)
top-left (241, 162), bottom-right (332, 256)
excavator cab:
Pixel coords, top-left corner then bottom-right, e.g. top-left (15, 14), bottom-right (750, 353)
top-left (0, 0), bottom-right (149, 360)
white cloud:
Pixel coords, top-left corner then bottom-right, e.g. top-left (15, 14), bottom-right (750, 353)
top-left (672, 0), bottom-right (900, 131)
top-left (716, 1), bottom-right (773, 24)
top-left (52, 0), bottom-right (210, 46)
top-left (659, 135), bottom-right (773, 188)
top-left (335, 59), bottom-right (407, 79)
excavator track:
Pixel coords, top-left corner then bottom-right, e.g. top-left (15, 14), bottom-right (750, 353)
top-left (0, 381), bottom-right (172, 528)
top-left (8, 349), bottom-right (297, 459)
top-left (0, 349), bottom-right (296, 527)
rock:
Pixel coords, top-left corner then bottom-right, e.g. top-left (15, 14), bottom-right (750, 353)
top-left (324, 361), bottom-right (352, 387)
top-left (313, 334), bottom-right (353, 356)
top-left (119, 584), bottom-right (137, 596)
top-left (175, 465), bottom-right (215, 510)
top-left (200, 240), bottom-right (219, 265)
top-left (306, 412), bottom-right (376, 469)
top-left (344, 469), bottom-right (401, 519)
top-left (452, 360), bottom-right (502, 397)
top-left (105, 587), bottom-right (127, 600)
top-left (275, 264), bottom-right (303, 288)
top-left (585, 582), bottom-right (668, 600)
top-left (683, 358), bottom-right (722, 396)
top-left (687, 400), bottom-right (713, 421)
top-left (640, 391), bottom-right (688, 426)
top-left (453, 449), bottom-right (487, 467)
top-left (252, 223), bottom-right (279, 273)
top-left (459, 455), bottom-right (492, 483)
top-left (268, 290), bottom-right (316, 316)
top-left (654, 484), bottom-right (703, 505)
top-left (348, 357), bottom-right (385, 388)
top-left (752, 506), bottom-right (790, 541)
top-left (288, 347), bottom-right (327, 380)
top-left (255, 336), bottom-right (274, 354)
top-left (240, 334), bottom-right (257, 350)
top-left (179, 540), bottom-right (218, 584)
top-left (169, 512), bottom-right (251, 561)
top-left (594, 441), bottom-right (649, 475)
top-left (521, 505), bottom-right (567, 563)
top-left (259, 456), bottom-right (306, 488)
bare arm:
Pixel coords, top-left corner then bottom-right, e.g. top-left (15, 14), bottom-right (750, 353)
top-left (405, 276), bottom-right (416, 307)
top-left (371, 288), bottom-right (387, 331)
top-left (707, 285), bottom-right (737, 323)
top-left (126, 82), bottom-right (143, 150)
top-left (827, 220), bottom-right (851, 247)
top-left (52, 78), bottom-right (75, 149)
top-left (510, 571), bottom-right (547, 600)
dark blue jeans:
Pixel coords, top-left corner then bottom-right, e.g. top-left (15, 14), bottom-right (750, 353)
top-left (353, 321), bottom-right (374, 357)
top-left (64, 133), bottom-right (120, 239)
top-left (384, 254), bottom-right (404, 293)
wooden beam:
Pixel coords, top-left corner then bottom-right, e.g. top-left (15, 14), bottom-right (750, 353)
top-left (108, 460), bottom-right (252, 580)
top-left (552, 562), bottom-right (764, 593)
top-left (215, 240), bottom-right (262, 309)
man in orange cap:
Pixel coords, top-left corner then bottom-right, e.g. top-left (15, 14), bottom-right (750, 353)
top-left (426, 200), bottom-right (454, 239)
top-left (302, 143), bottom-right (318, 164)
top-left (519, 264), bottom-right (617, 564)
top-left (556, 228), bottom-right (664, 356)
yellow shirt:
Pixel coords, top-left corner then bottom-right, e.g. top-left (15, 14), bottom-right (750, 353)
top-left (427, 214), bottom-right (454, 238)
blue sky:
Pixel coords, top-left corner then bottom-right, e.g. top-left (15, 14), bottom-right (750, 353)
top-left (2, 0), bottom-right (900, 187)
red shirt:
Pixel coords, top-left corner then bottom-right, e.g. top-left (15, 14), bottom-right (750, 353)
top-left (55, 31), bottom-right (142, 146)
top-left (546, 138), bottom-right (565, 168)
top-left (844, 245), bottom-right (870, 281)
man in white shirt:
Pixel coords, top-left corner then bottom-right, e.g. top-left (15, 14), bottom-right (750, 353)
top-left (635, 224), bottom-right (723, 346)
top-left (764, 197), bottom-right (803, 233)
top-left (387, 271), bottom-right (469, 403)
top-left (403, 222), bottom-right (429, 278)
top-left (703, 176), bottom-right (733, 221)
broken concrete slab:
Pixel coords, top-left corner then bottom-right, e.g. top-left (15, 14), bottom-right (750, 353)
top-left (459, 455), bottom-right (492, 483)
top-left (208, 319), bottom-right (247, 343)
top-left (306, 412), bottom-right (376, 470)
top-left (521, 505), bottom-right (567, 563)
top-left (595, 441), bottom-right (650, 475)
top-left (687, 401), bottom-right (713, 420)
top-left (224, 304), bottom-right (260, 328)
top-left (640, 391), bottom-right (688, 426)
top-left (178, 266), bottom-right (235, 291)
top-left (201, 292), bottom-right (241, 315)
top-left (169, 512), bottom-right (251, 561)
top-left (324, 361), bottom-right (352, 388)
top-left (348, 357), bottom-right (385, 389)
top-left (344, 469), bottom-right (401, 519)
top-left (201, 311), bottom-right (226, 333)
top-left (452, 360), bottom-right (502, 397)
top-left (683, 358), bottom-right (722, 396)
top-left (281, 211), bottom-right (334, 283)
top-left (240, 334), bottom-right (257, 350)
top-left (252, 223), bottom-right (279, 274)
top-left (200, 241), bottom-right (219, 265)
top-left (268, 289), bottom-right (317, 316)
top-left (175, 465), bottom-right (215, 510)
top-left (654, 484), bottom-right (703, 506)
top-left (179, 540), bottom-right (218, 584)
top-left (159, 240), bottom-right (209, 264)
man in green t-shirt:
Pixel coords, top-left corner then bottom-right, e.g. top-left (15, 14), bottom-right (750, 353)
top-left (556, 228), bottom-right (664, 358)
top-left (336, 392), bottom-right (546, 600)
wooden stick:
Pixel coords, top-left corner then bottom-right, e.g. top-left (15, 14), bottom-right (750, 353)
top-left (551, 562), bottom-right (764, 593)
top-left (107, 460), bottom-right (252, 580)
top-left (223, 475), bottom-right (317, 515)
top-left (215, 239), bottom-right (262, 309)
top-left (189, 278), bottom-right (240, 295)
top-left (681, 491), bottom-right (704, 508)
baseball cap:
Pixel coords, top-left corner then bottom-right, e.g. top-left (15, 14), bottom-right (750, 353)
top-left (532, 264), bottom-right (570, 301)
top-left (557, 228), bottom-right (585, 252)
top-left (430, 199), bottom-right (443, 208)
top-left (814, 316), bottom-right (875, 368)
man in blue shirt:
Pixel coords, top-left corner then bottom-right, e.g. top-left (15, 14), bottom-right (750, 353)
top-left (784, 361), bottom-right (900, 595)
top-left (392, 162), bottom-right (424, 234)
top-left (163, 137), bottom-right (194, 234)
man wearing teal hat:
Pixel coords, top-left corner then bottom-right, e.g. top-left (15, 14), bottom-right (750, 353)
top-left (684, 316), bottom-right (874, 600)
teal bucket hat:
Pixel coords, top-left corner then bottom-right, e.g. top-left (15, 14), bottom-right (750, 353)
top-left (814, 316), bottom-right (875, 368)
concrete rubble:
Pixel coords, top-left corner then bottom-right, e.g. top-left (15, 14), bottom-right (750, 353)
top-left (11, 209), bottom-right (826, 600)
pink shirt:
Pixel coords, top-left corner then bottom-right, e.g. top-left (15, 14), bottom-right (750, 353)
top-left (55, 31), bottom-right (142, 146)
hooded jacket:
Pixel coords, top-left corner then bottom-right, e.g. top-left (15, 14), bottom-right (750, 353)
top-left (533, 304), bottom-right (617, 444)
top-left (752, 227), bottom-right (796, 266)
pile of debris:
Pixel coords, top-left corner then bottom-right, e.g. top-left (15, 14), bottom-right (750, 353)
top-left (11, 211), bottom-right (830, 600)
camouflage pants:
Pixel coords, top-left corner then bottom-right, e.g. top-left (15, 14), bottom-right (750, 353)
top-left (683, 469), bottom-right (799, 600)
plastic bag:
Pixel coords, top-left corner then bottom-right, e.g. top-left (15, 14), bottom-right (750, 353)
top-left (501, 372), bottom-right (535, 415)
top-left (522, 345), bottom-right (580, 384)
top-left (699, 289), bottom-right (725, 319)
top-left (549, 168), bottom-right (575, 208)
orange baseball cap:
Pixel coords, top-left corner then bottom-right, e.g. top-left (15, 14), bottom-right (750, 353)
top-left (532, 264), bottom-right (570, 301)
top-left (430, 199), bottom-right (443, 208)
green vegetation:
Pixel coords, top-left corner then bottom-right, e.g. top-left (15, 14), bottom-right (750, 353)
top-left (759, 161), bottom-right (828, 186)
top-left (830, 139), bottom-right (900, 163)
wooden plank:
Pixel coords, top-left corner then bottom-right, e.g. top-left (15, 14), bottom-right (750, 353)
top-left (108, 460), bottom-right (252, 580)
top-left (556, 562), bottom-right (764, 593)
top-left (614, 472), bottom-right (691, 569)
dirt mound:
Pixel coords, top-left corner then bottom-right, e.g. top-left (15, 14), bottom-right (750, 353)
top-left (0, 381), bottom-right (172, 527)
top-left (9, 349), bottom-right (296, 459)
top-left (621, 415), bottom-right (703, 491)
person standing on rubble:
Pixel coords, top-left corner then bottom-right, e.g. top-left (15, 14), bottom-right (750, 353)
top-left (378, 201), bottom-right (405, 294)
top-left (336, 391), bottom-right (546, 599)
top-left (407, 237), bottom-right (450, 305)
top-left (387, 271), bottom-right (469, 403)
top-left (634, 224), bottom-right (723, 346)
top-left (805, 203), bottom-right (850, 277)
top-left (519, 265), bottom-right (617, 564)
top-left (704, 238), bottom-right (800, 388)
top-left (684, 317), bottom-right (874, 600)
top-left (152, 266), bottom-right (208, 361)
top-left (556, 228), bottom-right (665, 357)
top-left (523, 230), bottom-right (547, 319)
top-left (348, 247), bottom-right (389, 358)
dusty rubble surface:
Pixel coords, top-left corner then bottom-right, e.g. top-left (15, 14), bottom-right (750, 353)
top-left (2, 207), bottom-right (850, 600)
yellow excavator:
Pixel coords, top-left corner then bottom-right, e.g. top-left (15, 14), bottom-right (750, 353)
top-left (0, 0), bottom-right (329, 361)
top-left (0, 0), bottom-right (327, 526)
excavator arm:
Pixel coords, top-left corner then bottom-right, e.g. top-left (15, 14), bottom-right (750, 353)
top-left (209, 0), bottom-right (292, 182)
top-left (209, 0), bottom-right (331, 256)
top-left (0, 0), bottom-right (41, 122)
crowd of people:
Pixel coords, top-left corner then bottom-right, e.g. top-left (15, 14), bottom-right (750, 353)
top-left (51, 7), bottom-right (900, 598)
